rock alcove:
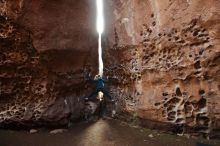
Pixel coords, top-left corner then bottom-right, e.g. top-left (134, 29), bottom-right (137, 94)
top-left (0, 0), bottom-right (220, 139)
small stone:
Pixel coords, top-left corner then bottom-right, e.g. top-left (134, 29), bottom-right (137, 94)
top-left (148, 134), bottom-right (154, 138)
top-left (29, 129), bottom-right (38, 134)
top-left (191, 135), bottom-right (198, 139)
top-left (49, 129), bottom-right (67, 134)
top-left (184, 134), bottom-right (190, 139)
top-left (177, 133), bottom-right (184, 136)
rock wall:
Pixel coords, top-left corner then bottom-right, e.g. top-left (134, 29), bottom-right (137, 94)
top-left (0, 0), bottom-right (98, 126)
top-left (104, 0), bottom-right (220, 137)
top-left (0, 0), bottom-right (220, 138)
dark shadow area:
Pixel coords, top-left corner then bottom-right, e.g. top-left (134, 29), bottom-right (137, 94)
top-left (1, 119), bottom-right (219, 146)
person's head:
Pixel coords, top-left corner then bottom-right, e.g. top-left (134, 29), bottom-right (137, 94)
top-left (94, 74), bottom-right (102, 80)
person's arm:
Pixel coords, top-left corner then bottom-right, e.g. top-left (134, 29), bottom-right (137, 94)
top-left (103, 76), bottom-right (117, 83)
top-left (102, 76), bottom-right (109, 83)
top-left (84, 73), bottom-right (94, 82)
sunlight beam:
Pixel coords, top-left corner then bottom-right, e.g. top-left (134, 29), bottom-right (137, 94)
top-left (96, 0), bottom-right (104, 77)
top-left (96, 0), bottom-right (104, 34)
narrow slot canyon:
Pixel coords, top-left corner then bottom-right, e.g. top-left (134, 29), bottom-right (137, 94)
top-left (0, 0), bottom-right (220, 146)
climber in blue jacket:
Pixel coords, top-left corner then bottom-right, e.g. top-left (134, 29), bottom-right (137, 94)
top-left (84, 74), bottom-right (116, 119)
top-left (85, 74), bottom-right (114, 102)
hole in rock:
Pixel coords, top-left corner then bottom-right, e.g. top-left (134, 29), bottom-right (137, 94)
top-left (193, 30), bottom-right (199, 36)
top-left (167, 117), bottom-right (175, 121)
top-left (176, 118), bottom-right (184, 124)
top-left (184, 104), bottom-right (193, 113)
top-left (194, 71), bottom-right (201, 75)
top-left (196, 116), bottom-right (210, 126)
top-left (147, 28), bottom-right (152, 33)
top-left (167, 105), bottom-right (176, 112)
top-left (162, 114), bottom-right (167, 118)
top-left (152, 21), bottom-right (156, 26)
top-left (199, 89), bottom-right (205, 95)
top-left (151, 13), bottom-right (154, 17)
top-left (197, 98), bottom-right (207, 109)
top-left (174, 124), bottom-right (184, 134)
top-left (177, 110), bottom-right (182, 113)
top-left (154, 102), bottom-right (161, 106)
top-left (199, 49), bottom-right (204, 55)
top-left (175, 36), bottom-right (179, 40)
top-left (176, 87), bottom-right (182, 96)
top-left (186, 117), bottom-right (195, 123)
top-left (167, 97), bottom-right (181, 105)
top-left (179, 40), bottom-right (186, 44)
top-left (163, 103), bottom-right (168, 107)
top-left (194, 61), bottom-right (201, 69)
top-left (202, 28), bottom-right (206, 32)
top-left (150, 53), bottom-right (154, 57)
top-left (168, 111), bottom-right (176, 118)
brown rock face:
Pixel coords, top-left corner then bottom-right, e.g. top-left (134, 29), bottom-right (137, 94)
top-left (0, 0), bottom-right (98, 126)
top-left (19, 0), bottom-right (97, 52)
top-left (0, 0), bottom-right (220, 138)
top-left (104, 0), bottom-right (220, 137)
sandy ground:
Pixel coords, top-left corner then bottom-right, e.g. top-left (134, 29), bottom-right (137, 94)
top-left (0, 119), bottom-right (219, 146)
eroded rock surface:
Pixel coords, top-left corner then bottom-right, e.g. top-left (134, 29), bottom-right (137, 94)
top-left (0, 0), bottom-right (220, 138)
top-left (104, 0), bottom-right (220, 137)
top-left (0, 0), bottom-right (98, 126)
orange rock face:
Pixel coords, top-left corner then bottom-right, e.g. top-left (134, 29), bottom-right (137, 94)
top-left (0, 0), bottom-right (219, 138)
top-left (104, 0), bottom-right (220, 137)
top-left (0, 0), bottom-right (98, 126)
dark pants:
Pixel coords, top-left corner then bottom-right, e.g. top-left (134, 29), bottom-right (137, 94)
top-left (99, 100), bottom-right (106, 117)
top-left (86, 88), bottom-right (113, 117)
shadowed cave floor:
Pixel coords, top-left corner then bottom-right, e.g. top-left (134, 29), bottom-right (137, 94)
top-left (0, 119), bottom-right (219, 146)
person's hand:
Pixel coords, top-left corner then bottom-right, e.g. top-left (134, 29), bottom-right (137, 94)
top-left (85, 73), bottom-right (92, 81)
top-left (88, 73), bottom-right (91, 78)
top-left (112, 75), bottom-right (117, 79)
top-left (110, 99), bottom-right (115, 102)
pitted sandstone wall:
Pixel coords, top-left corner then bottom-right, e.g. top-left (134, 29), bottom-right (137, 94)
top-left (0, 0), bottom-right (220, 138)
top-left (0, 0), bottom-right (98, 126)
top-left (104, 0), bottom-right (220, 137)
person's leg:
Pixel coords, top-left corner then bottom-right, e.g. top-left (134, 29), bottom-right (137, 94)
top-left (101, 89), bottom-right (114, 101)
top-left (100, 100), bottom-right (106, 118)
top-left (101, 89), bottom-right (117, 118)
top-left (86, 90), bottom-right (98, 101)
top-left (99, 100), bottom-right (103, 117)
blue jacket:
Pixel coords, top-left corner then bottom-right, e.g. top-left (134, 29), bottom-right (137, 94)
top-left (95, 78), bottom-right (106, 89)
